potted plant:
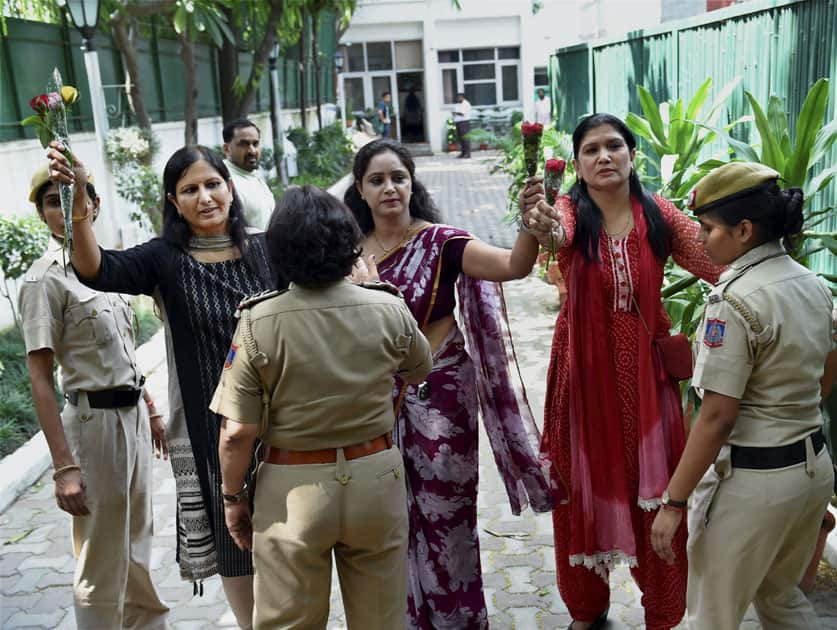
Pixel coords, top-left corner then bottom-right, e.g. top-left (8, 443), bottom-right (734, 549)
top-left (446, 118), bottom-right (458, 152)
top-left (464, 127), bottom-right (497, 151)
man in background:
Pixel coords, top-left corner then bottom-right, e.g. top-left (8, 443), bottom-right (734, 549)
top-left (534, 88), bottom-right (552, 126)
top-left (453, 92), bottom-right (471, 159)
top-left (223, 119), bottom-right (275, 230)
top-left (377, 92), bottom-right (393, 138)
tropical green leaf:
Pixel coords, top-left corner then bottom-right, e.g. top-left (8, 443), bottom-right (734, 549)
top-left (810, 118), bottom-right (837, 166)
top-left (705, 77), bottom-right (741, 126)
top-left (785, 79), bottom-right (830, 187)
top-left (766, 95), bottom-right (791, 157)
top-left (686, 78), bottom-right (712, 121)
top-left (638, 85), bottom-right (668, 148)
top-left (805, 164), bottom-right (837, 199)
top-left (625, 112), bottom-right (653, 141)
top-left (745, 90), bottom-right (785, 173)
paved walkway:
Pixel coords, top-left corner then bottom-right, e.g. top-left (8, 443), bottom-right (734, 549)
top-left (2, 151), bottom-right (836, 628)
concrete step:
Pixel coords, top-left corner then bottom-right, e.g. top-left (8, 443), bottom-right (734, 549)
top-left (405, 142), bottom-right (433, 157)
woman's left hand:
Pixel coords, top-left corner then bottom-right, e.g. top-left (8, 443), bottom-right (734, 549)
top-left (651, 507), bottom-right (683, 565)
top-left (224, 502), bottom-right (253, 551)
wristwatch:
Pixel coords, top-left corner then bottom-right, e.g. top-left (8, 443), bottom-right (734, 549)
top-left (222, 482), bottom-right (249, 504)
top-left (661, 489), bottom-right (687, 510)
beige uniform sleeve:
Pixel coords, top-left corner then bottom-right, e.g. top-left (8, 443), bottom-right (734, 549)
top-left (692, 299), bottom-right (754, 399)
top-left (209, 320), bottom-right (265, 424)
top-left (395, 303), bottom-right (433, 384)
top-left (18, 272), bottom-right (63, 353)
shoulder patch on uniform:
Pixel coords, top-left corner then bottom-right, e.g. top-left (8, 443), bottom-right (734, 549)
top-left (237, 289), bottom-right (283, 311)
top-left (24, 257), bottom-right (56, 283)
top-left (359, 281), bottom-right (402, 297)
top-left (224, 343), bottom-right (238, 369)
top-left (703, 319), bottom-right (726, 348)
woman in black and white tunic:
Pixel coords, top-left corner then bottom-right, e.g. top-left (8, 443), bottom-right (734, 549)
top-left (47, 142), bottom-right (279, 629)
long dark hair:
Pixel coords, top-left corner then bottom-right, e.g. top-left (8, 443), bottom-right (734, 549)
top-left (570, 113), bottom-right (671, 263)
top-left (704, 182), bottom-right (804, 252)
top-left (343, 138), bottom-right (442, 233)
top-left (161, 145), bottom-right (270, 284)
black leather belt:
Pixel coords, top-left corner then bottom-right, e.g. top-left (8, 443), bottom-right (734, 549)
top-left (65, 376), bottom-right (145, 409)
top-left (731, 430), bottom-right (825, 470)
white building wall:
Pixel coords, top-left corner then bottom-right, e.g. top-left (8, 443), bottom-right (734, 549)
top-left (341, 0), bottom-right (662, 153)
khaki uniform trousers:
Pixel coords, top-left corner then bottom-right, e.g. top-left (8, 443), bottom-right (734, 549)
top-left (252, 446), bottom-right (408, 629)
top-left (687, 448), bottom-right (834, 630)
top-left (63, 395), bottom-right (169, 630)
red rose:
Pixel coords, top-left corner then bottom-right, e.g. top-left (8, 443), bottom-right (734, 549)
top-left (545, 158), bottom-right (567, 174)
top-left (521, 121), bottom-right (544, 138)
top-left (30, 94), bottom-right (50, 112)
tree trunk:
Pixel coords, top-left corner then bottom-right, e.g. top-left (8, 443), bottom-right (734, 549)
top-left (179, 33), bottom-right (198, 145)
top-left (234, 0), bottom-right (283, 120)
top-left (298, 8), bottom-right (307, 130)
top-left (312, 13), bottom-right (322, 130)
top-left (218, 5), bottom-right (239, 124)
top-left (111, 14), bottom-right (152, 130)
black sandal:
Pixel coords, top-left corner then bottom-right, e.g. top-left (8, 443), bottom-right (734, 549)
top-left (566, 606), bottom-right (609, 630)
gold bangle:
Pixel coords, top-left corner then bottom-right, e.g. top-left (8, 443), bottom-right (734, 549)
top-left (71, 211), bottom-right (91, 223)
top-left (52, 464), bottom-right (81, 480)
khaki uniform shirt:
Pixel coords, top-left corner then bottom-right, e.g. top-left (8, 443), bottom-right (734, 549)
top-left (692, 240), bottom-right (834, 447)
top-left (210, 280), bottom-right (432, 450)
top-left (18, 238), bottom-right (141, 392)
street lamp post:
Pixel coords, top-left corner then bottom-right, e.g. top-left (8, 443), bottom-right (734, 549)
top-left (268, 44), bottom-right (289, 186)
top-left (334, 51), bottom-right (346, 129)
top-left (64, 0), bottom-right (125, 245)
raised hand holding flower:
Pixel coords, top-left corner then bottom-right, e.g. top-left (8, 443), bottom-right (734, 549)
top-left (521, 121), bottom-right (544, 178)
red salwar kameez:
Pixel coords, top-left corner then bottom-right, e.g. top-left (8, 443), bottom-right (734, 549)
top-left (543, 195), bottom-right (722, 629)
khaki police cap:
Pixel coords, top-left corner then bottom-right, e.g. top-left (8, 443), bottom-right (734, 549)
top-left (29, 163), bottom-right (95, 203)
top-left (688, 162), bottom-right (780, 215)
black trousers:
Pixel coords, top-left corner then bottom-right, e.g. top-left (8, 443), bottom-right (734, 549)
top-left (455, 120), bottom-right (471, 157)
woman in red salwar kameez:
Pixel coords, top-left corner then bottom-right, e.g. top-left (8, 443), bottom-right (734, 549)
top-left (521, 114), bottom-right (722, 630)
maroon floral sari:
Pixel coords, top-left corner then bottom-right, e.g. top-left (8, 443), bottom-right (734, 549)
top-left (378, 224), bottom-right (552, 629)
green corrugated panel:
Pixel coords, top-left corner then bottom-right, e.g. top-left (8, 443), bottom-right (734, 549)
top-left (550, 45), bottom-right (589, 131)
top-left (550, 0), bottom-right (836, 276)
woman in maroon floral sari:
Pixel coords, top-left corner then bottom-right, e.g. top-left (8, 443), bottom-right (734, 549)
top-left (344, 139), bottom-right (553, 629)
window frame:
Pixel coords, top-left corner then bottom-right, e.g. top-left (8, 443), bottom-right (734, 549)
top-left (441, 46), bottom-right (521, 109)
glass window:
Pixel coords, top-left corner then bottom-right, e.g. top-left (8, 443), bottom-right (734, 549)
top-left (502, 65), bottom-right (519, 101)
top-left (463, 63), bottom-right (495, 81)
top-left (462, 48), bottom-right (494, 62)
top-left (372, 76), bottom-right (393, 106)
top-left (344, 77), bottom-right (365, 116)
top-left (534, 66), bottom-right (548, 87)
top-left (465, 83), bottom-right (496, 106)
top-left (437, 50), bottom-right (459, 63)
top-left (366, 42), bottom-right (393, 70)
top-left (395, 40), bottom-right (423, 69)
top-left (346, 44), bottom-right (365, 73)
top-left (498, 46), bottom-right (520, 60)
top-left (442, 68), bottom-right (458, 104)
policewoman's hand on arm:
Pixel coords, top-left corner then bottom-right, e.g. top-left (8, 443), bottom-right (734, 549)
top-left (349, 253), bottom-right (379, 283)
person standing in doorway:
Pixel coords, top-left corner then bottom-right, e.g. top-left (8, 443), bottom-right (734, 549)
top-left (377, 92), bottom-right (393, 138)
top-left (453, 92), bottom-right (472, 158)
top-left (534, 88), bottom-right (552, 126)
top-left (223, 119), bottom-right (275, 230)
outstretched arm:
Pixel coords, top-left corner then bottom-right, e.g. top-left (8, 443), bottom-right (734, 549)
top-left (461, 230), bottom-right (540, 282)
top-left (46, 141), bottom-right (102, 281)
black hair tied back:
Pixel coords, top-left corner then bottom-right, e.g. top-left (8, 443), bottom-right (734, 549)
top-left (778, 187), bottom-right (804, 244)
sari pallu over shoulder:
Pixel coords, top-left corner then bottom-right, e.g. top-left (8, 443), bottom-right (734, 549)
top-left (378, 224), bottom-right (553, 515)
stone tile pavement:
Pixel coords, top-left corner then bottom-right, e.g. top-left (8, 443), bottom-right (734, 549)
top-left (2, 151), bottom-right (835, 629)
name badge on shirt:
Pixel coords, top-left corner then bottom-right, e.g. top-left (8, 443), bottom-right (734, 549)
top-left (224, 344), bottom-right (238, 369)
top-left (704, 319), bottom-right (726, 348)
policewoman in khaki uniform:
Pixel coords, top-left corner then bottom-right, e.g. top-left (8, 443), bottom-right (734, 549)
top-left (211, 185), bottom-right (432, 630)
top-left (651, 162), bottom-right (837, 629)
top-left (19, 165), bottom-right (169, 629)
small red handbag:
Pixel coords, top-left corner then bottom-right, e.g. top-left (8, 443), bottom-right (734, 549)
top-left (633, 296), bottom-right (693, 381)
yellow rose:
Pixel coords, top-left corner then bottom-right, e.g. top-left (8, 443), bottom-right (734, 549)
top-left (61, 86), bottom-right (79, 105)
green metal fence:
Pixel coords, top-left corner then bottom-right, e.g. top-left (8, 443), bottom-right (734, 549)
top-left (0, 14), bottom-right (338, 141)
top-left (548, 0), bottom-right (837, 276)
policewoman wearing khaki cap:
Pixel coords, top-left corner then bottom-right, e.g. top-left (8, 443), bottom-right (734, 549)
top-left (651, 162), bottom-right (837, 629)
top-left (19, 164), bottom-right (169, 629)
top-left (211, 185), bottom-right (432, 629)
